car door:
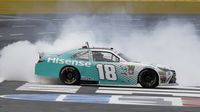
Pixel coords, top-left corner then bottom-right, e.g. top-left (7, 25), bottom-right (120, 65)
top-left (71, 50), bottom-right (93, 80)
top-left (91, 50), bottom-right (134, 85)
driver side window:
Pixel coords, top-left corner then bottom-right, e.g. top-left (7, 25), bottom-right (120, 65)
top-left (92, 51), bottom-right (119, 62)
top-left (73, 51), bottom-right (89, 61)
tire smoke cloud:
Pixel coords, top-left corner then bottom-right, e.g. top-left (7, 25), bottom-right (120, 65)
top-left (0, 15), bottom-right (199, 86)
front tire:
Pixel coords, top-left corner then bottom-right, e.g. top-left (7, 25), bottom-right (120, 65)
top-left (138, 69), bottom-right (159, 88)
top-left (59, 66), bottom-right (80, 85)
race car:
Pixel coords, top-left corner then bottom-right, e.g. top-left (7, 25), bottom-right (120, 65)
top-left (35, 44), bottom-right (177, 88)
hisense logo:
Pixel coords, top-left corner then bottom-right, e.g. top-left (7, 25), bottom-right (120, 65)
top-left (47, 57), bottom-right (91, 67)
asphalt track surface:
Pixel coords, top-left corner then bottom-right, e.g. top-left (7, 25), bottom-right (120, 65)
top-left (1, 81), bottom-right (200, 112)
top-left (1, 14), bottom-right (200, 111)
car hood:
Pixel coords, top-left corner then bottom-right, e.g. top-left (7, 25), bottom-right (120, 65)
top-left (122, 61), bottom-right (172, 70)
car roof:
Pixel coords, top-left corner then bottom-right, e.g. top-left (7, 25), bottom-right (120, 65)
top-left (79, 47), bottom-right (113, 50)
top-left (77, 47), bottom-right (120, 55)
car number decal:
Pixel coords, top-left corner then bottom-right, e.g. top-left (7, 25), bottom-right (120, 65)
top-left (96, 64), bottom-right (117, 81)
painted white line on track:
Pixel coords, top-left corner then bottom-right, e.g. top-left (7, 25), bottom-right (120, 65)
top-left (97, 90), bottom-right (133, 95)
top-left (0, 15), bottom-right (49, 22)
top-left (38, 32), bottom-right (56, 35)
top-left (105, 17), bottom-right (142, 21)
top-left (17, 83), bottom-right (81, 93)
top-left (52, 19), bottom-right (65, 21)
top-left (109, 95), bottom-right (180, 106)
top-left (0, 19), bottom-right (27, 21)
top-left (109, 95), bottom-right (156, 105)
top-left (164, 97), bottom-right (183, 106)
top-left (24, 83), bottom-right (81, 89)
top-left (96, 89), bottom-right (200, 97)
top-left (56, 95), bottom-right (67, 101)
top-left (12, 25), bottom-right (36, 28)
top-left (127, 19), bottom-right (142, 21)
top-left (109, 95), bottom-right (121, 103)
top-left (98, 87), bottom-right (200, 94)
top-left (10, 33), bottom-right (24, 37)
top-left (0, 15), bottom-right (28, 19)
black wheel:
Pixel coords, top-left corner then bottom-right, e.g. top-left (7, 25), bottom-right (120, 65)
top-left (59, 66), bottom-right (80, 85)
top-left (138, 69), bottom-right (159, 88)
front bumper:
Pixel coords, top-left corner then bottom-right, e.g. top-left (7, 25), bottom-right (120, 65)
top-left (169, 70), bottom-right (176, 83)
top-left (160, 83), bottom-right (179, 86)
top-left (159, 69), bottom-right (177, 85)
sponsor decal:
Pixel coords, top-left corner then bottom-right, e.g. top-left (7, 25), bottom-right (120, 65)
top-left (127, 65), bottom-right (135, 76)
top-left (120, 65), bottom-right (135, 76)
top-left (47, 57), bottom-right (91, 67)
top-left (120, 65), bottom-right (128, 76)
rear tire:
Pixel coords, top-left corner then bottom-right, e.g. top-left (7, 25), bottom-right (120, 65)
top-left (138, 69), bottom-right (159, 88)
top-left (59, 66), bottom-right (80, 85)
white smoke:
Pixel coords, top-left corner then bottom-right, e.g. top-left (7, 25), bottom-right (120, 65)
top-left (0, 41), bottom-right (38, 82)
top-left (0, 16), bottom-right (200, 86)
top-left (111, 20), bottom-right (200, 86)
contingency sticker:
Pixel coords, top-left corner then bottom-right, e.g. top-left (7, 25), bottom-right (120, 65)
top-left (120, 65), bottom-right (135, 76)
top-left (127, 65), bottom-right (135, 76)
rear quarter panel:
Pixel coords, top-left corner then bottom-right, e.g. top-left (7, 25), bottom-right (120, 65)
top-left (35, 49), bottom-right (92, 79)
top-left (35, 56), bottom-right (63, 78)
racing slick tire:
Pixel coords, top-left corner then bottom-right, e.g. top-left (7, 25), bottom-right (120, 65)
top-left (59, 66), bottom-right (80, 85)
top-left (138, 69), bottom-right (159, 88)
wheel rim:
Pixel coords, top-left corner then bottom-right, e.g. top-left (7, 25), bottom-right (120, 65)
top-left (140, 70), bottom-right (157, 87)
top-left (61, 67), bottom-right (78, 84)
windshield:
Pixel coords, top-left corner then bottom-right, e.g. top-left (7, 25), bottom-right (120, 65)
top-left (118, 53), bottom-right (132, 62)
